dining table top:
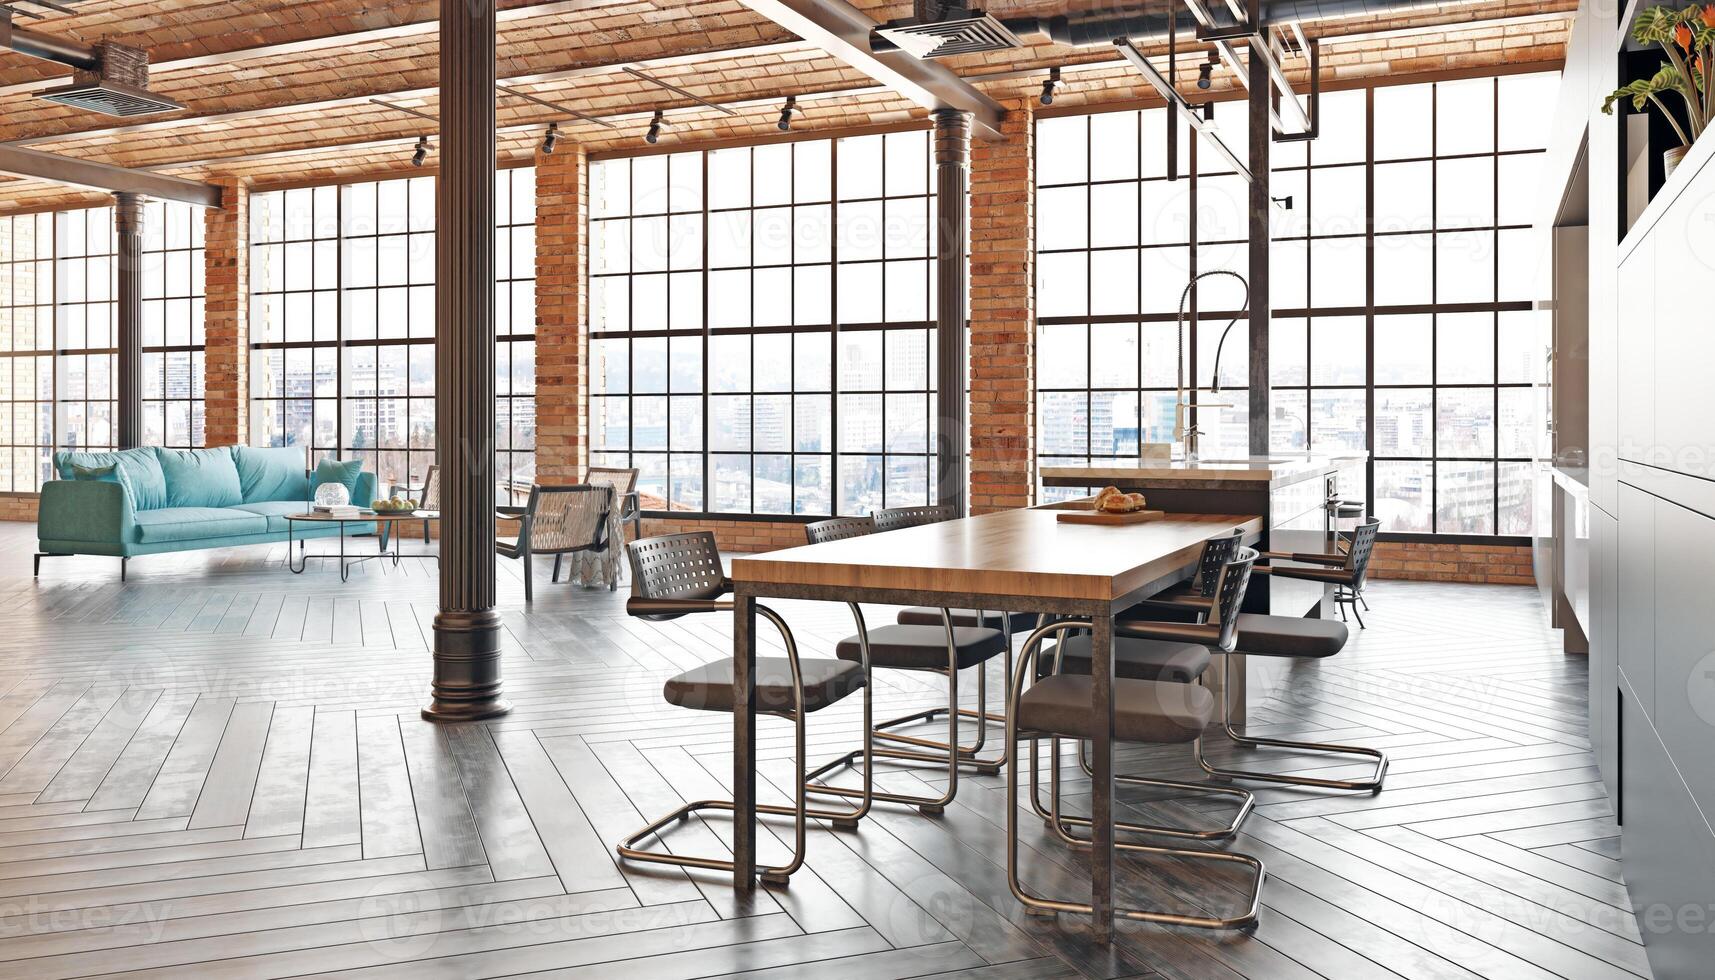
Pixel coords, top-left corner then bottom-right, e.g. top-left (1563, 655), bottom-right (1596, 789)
top-left (730, 508), bottom-right (1263, 602)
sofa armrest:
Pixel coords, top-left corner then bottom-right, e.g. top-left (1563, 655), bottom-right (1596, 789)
top-left (38, 480), bottom-right (137, 544)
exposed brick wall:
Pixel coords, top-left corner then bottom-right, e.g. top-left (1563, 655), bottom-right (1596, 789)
top-left (969, 97), bottom-right (1035, 515)
top-left (0, 498), bottom-right (39, 523)
top-left (1367, 541), bottom-right (1535, 585)
top-left (638, 517), bottom-right (808, 554)
top-left (534, 144), bottom-right (587, 483)
top-left (203, 177), bottom-right (249, 447)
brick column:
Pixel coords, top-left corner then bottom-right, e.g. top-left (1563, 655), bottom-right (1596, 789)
top-left (203, 177), bottom-right (249, 447)
top-left (969, 98), bottom-right (1034, 514)
top-left (534, 143), bottom-right (586, 483)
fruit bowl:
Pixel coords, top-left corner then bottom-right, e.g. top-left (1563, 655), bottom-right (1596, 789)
top-left (370, 498), bottom-right (419, 513)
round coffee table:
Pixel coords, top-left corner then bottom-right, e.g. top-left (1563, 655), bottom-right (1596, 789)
top-left (285, 510), bottom-right (438, 581)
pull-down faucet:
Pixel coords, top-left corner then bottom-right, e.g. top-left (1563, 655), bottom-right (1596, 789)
top-left (1173, 270), bottom-right (1249, 462)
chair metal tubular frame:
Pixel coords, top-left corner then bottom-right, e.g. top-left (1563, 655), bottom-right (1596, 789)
top-left (1026, 627), bottom-right (1253, 843)
top-left (616, 600), bottom-right (874, 887)
top-left (1194, 648), bottom-right (1389, 793)
top-left (1005, 618), bottom-right (1265, 930)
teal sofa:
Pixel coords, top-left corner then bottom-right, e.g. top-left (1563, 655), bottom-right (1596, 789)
top-left (35, 446), bottom-right (376, 579)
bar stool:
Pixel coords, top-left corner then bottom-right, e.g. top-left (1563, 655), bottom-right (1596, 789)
top-left (801, 515), bottom-right (1011, 814)
top-left (1006, 549), bottom-right (1266, 930)
top-left (614, 532), bottom-right (874, 886)
top-left (1266, 517), bottom-right (1381, 628)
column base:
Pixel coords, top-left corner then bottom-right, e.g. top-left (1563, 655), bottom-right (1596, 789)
top-left (423, 609), bottom-right (511, 721)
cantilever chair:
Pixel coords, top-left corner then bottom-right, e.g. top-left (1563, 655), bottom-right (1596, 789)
top-left (495, 484), bottom-right (614, 601)
top-left (1264, 516), bottom-right (1381, 627)
top-left (615, 532), bottom-right (873, 886)
top-left (800, 515), bottom-right (1010, 815)
top-left (1006, 548), bottom-right (1266, 930)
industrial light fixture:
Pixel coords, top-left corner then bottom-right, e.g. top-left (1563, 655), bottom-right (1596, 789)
top-left (411, 136), bottom-right (430, 167)
top-left (1039, 67), bottom-right (1060, 105)
top-left (644, 110), bottom-right (664, 145)
top-left (541, 122), bottom-right (559, 155)
top-left (1196, 54), bottom-right (1216, 90)
top-left (1272, 194), bottom-right (1294, 210)
top-left (777, 96), bottom-right (796, 132)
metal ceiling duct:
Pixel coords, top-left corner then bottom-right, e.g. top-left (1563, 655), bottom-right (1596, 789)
top-left (871, 0), bottom-right (1480, 53)
top-left (1, 11), bottom-right (183, 116)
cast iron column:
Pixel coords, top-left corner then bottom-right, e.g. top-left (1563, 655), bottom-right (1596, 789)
top-left (1246, 6), bottom-right (1272, 456)
top-left (114, 192), bottom-right (144, 449)
top-left (933, 109), bottom-right (970, 517)
top-left (425, 0), bottom-right (509, 721)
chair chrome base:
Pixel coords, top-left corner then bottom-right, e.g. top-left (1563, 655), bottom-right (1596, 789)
top-left (1045, 737), bottom-right (1255, 842)
top-left (1198, 653), bottom-right (1388, 793)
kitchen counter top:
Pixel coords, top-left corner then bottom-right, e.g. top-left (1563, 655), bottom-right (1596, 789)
top-left (1041, 452), bottom-right (1366, 490)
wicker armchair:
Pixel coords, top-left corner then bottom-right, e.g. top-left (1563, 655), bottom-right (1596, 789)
top-left (391, 464), bottom-right (441, 544)
top-left (584, 466), bottom-right (641, 544)
top-left (496, 484), bottom-right (614, 601)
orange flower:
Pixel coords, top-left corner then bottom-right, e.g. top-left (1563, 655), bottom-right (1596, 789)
top-left (1677, 21), bottom-right (1694, 48)
top-left (1703, 3), bottom-right (1715, 29)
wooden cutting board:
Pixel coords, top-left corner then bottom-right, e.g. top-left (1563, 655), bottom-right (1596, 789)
top-left (1055, 509), bottom-right (1168, 526)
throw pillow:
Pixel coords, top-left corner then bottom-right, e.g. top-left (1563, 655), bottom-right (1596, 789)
top-left (312, 457), bottom-right (364, 501)
top-left (69, 462), bottom-right (137, 508)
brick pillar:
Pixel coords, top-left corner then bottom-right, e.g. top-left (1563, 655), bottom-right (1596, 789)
top-left (969, 98), bottom-right (1034, 514)
top-left (203, 177), bottom-right (249, 447)
top-left (534, 143), bottom-right (586, 483)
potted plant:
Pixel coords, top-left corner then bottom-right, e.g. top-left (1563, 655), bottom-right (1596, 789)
top-left (1603, 3), bottom-right (1715, 177)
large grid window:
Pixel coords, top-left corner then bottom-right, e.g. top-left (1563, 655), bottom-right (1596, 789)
top-left (250, 170), bottom-right (537, 496)
top-left (0, 213), bottom-right (54, 493)
top-left (588, 131), bottom-right (937, 517)
top-left (141, 200), bottom-right (206, 448)
top-left (1036, 71), bottom-right (1556, 536)
top-left (0, 206), bottom-right (119, 495)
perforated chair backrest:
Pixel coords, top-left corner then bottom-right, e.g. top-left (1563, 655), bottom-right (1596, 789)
top-left (1190, 528), bottom-right (1246, 597)
top-left (1345, 517), bottom-right (1382, 586)
top-left (627, 532), bottom-right (728, 604)
top-left (525, 485), bottom-right (612, 552)
top-left (585, 466), bottom-right (639, 497)
top-left (1207, 547), bottom-right (1259, 652)
top-left (806, 516), bottom-right (874, 544)
top-left (873, 505), bottom-right (951, 532)
top-left (420, 465), bottom-right (441, 510)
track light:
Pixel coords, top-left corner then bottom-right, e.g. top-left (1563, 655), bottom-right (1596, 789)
top-left (644, 110), bottom-right (664, 145)
top-left (541, 122), bottom-right (559, 155)
top-left (777, 96), bottom-right (796, 132)
top-left (1039, 67), bottom-right (1060, 105)
top-left (1196, 55), bottom-right (1216, 90)
top-left (410, 136), bottom-right (429, 168)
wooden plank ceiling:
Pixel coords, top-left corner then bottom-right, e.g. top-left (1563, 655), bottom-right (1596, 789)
top-left (0, 0), bottom-right (1576, 213)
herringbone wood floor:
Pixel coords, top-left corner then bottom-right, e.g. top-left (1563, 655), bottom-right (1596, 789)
top-left (0, 522), bottom-right (1646, 979)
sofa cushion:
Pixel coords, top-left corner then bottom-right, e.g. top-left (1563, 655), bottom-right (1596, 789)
top-left (234, 446), bottom-right (311, 503)
top-left (158, 447), bottom-right (244, 509)
top-left (55, 448), bottom-right (167, 510)
top-left (134, 507), bottom-right (267, 543)
top-left (231, 500), bottom-right (312, 533)
top-left (70, 462), bottom-right (137, 509)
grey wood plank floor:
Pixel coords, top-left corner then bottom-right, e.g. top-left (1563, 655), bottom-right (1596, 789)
top-left (0, 523), bottom-right (1645, 979)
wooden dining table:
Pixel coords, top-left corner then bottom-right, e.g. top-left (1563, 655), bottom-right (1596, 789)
top-left (728, 507), bottom-right (1265, 942)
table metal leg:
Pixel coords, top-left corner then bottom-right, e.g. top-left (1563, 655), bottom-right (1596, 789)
top-left (1088, 608), bottom-right (1115, 943)
top-left (732, 593), bottom-right (757, 892)
top-left (339, 524), bottom-right (349, 583)
top-left (287, 522), bottom-right (306, 574)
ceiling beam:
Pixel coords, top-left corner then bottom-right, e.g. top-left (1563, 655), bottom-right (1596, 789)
top-left (2, 39), bottom-right (809, 148)
top-left (736, 0), bottom-right (1006, 140)
top-left (0, 0), bottom-right (638, 97)
top-left (0, 144), bottom-right (221, 206)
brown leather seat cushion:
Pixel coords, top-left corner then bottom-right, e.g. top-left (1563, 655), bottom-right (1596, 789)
top-left (896, 608), bottom-right (1041, 633)
top-left (836, 624), bottom-right (1007, 670)
top-left (663, 657), bottom-right (865, 714)
top-left (1232, 614), bottom-right (1348, 658)
top-left (1016, 675), bottom-right (1213, 744)
top-left (1040, 633), bottom-right (1210, 684)
top-left (1270, 565), bottom-right (1356, 586)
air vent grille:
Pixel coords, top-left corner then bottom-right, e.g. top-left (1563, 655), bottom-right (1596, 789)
top-left (875, 12), bottom-right (1022, 59)
top-left (38, 78), bottom-right (182, 116)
